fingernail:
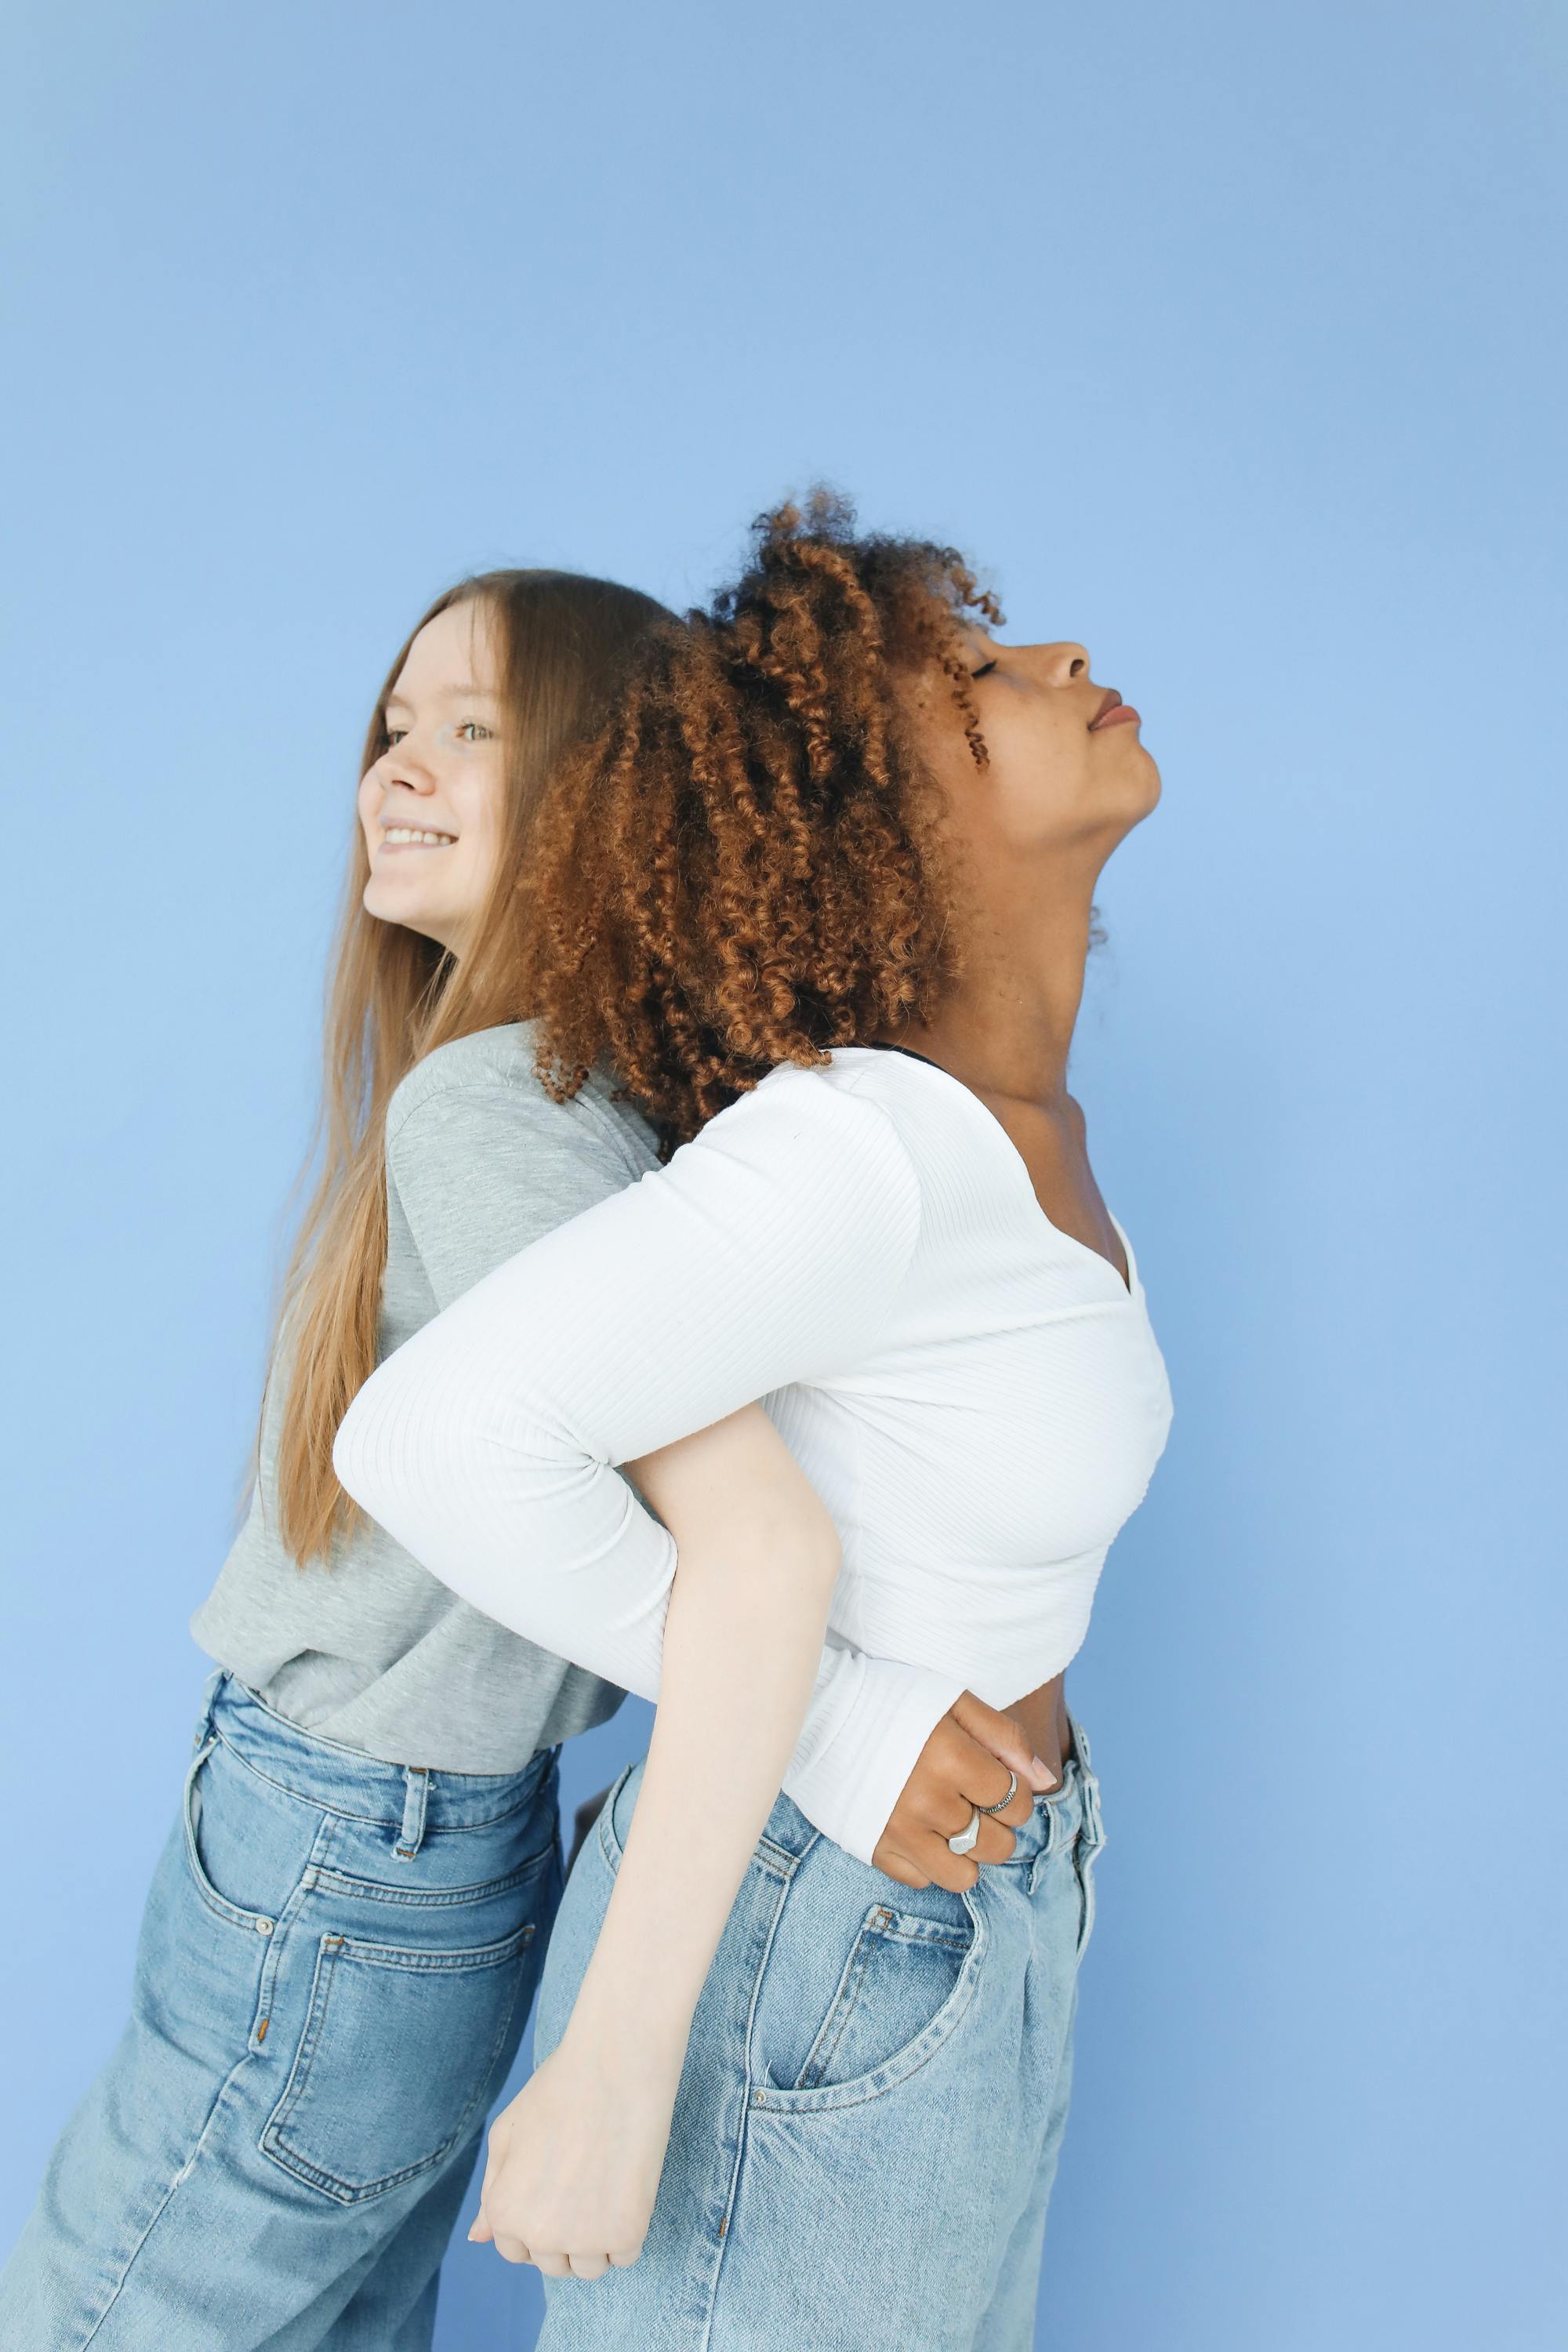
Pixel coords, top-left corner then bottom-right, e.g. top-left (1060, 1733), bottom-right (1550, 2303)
top-left (1032, 1755), bottom-right (1058, 1788)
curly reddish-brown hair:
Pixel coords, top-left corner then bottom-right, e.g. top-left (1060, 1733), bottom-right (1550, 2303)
top-left (516, 492), bottom-right (1003, 1145)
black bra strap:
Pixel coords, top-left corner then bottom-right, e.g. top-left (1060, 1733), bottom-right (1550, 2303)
top-left (864, 1040), bottom-right (948, 1076)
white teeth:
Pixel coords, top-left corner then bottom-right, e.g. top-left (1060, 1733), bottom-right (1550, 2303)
top-left (383, 827), bottom-right (456, 847)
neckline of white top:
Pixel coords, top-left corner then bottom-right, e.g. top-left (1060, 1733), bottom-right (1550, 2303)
top-left (835, 1044), bottom-right (1139, 1301)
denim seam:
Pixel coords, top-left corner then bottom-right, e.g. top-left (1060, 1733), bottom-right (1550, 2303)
top-left (287, 1922), bottom-right (538, 1975)
top-left (700, 1860), bottom-right (802, 2337)
top-left (795, 1918), bottom-right (882, 2090)
top-left (74, 2038), bottom-right (263, 2347)
top-left (746, 1886), bottom-right (989, 2118)
top-left (794, 1907), bottom-right (973, 2092)
top-left (209, 1722), bottom-right (549, 1832)
top-left (182, 1740), bottom-right (285, 1936)
top-left (594, 1762), bottom-right (639, 1873)
top-left (304, 1845), bottom-right (556, 1911)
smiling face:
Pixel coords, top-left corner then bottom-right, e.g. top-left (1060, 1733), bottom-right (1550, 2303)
top-left (913, 623), bottom-right (1161, 874)
top-left (358, 598), bottom-right (510, 956)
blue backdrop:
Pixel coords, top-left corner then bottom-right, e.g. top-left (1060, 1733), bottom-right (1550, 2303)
top-left (3, 4), bottom-right (1563, 2346)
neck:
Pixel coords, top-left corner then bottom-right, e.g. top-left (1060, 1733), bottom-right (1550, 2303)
top-left (876, 858), bottom-right (1098, 1111)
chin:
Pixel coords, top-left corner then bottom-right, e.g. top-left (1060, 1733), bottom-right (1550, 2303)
top-left (363, 879), bottom-right (438, 931)
top-left (1125, 743), bottom-right (1162, 817)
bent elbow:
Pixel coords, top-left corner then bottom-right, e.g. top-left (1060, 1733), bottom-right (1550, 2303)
top-left (332, 1358), bottom-right (416, 1526)
top-left (333, 1352), bottom-right (605, 1581)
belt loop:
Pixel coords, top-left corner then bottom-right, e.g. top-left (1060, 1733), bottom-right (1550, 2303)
top-left (395, 1766), bottom-right (430, 1860)
top-left (194, 1665), bottom-right (223, 1748)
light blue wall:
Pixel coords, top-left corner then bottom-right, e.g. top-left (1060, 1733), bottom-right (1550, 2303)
top-left (3, 4), bottom-right (1563, 2345)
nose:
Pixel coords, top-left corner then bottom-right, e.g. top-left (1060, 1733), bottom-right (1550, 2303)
top-left (1036, 642), bottom-right (1092, 687)
top-left (376, 748), bottom-right (439, 795)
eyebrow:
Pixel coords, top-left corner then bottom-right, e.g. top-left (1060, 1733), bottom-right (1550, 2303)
top-left (383, 682), bottom-right (501, 714)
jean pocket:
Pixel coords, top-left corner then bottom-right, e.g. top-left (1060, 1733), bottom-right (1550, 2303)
top-left (260, 1918), bottom-right (536, 2204)
top-left (182, 1737), bottom-right (285, 1934)
top-left (754, 1893), bottom-right (985, 2117)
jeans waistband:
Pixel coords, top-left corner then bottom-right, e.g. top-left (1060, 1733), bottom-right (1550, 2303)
top-left (196, 1668), bottom-right (557, 1837)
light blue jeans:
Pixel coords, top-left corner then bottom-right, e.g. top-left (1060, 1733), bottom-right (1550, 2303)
top-left (0, 1669), bottom-right (562, 2351)
top-left (535, 1726), bottom-right (1105, 2352)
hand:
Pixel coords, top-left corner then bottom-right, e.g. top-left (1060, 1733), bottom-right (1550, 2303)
top-left (872, 1691), bottom-right (1054, 1890)
top-left (468, 2023), bottom-right (681, 2279)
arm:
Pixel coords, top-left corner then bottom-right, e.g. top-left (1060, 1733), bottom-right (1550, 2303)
top-left (474, 1405), bottom-right (840, 2274)
top-left (338, 1069), bottom-right (968, 1864)
top-left (389, 1064), bottom-right (1045, 1878)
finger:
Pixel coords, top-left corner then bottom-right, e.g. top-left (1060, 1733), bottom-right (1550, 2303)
top-left (917, 1841), bottom-right (981, 1893)
top-left (609, 2242), bottom-right (645, 2269)
top-left (869, 1838), bottom-right (931, 1889)
top-left (972, 1813), bottom-right (1017, 1864)
top-left (472, 2122), bottom-right (506, 2235)
top-left (492, 2233), bottom-right (533, 2267)
top-left (924, 1740), bottom-right (1029, 1830)
top-left (915, 1813), bottom-right (1013, 1886)
top-left (532, 2252), bottom-right (573, 2279)
top-left (961, 1737), bottom-right (1036, 1828)
top-left (977, 1772), bottom-right (1033, 1830)
top-left (567, 2251), bottom-right (612, 2281)
top-left (951, 1693), bottom-right (1058, 1793)
top-left (929, 1786), bottom-right (1004, 1842)
top-left (467, 2212), bottom-right (495, 2245)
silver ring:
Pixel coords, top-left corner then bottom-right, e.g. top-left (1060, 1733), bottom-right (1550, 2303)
top-left (977, 1769), bottom-right (1018, 1817)
top-left (947, 1806), bottom-right (982, 1855)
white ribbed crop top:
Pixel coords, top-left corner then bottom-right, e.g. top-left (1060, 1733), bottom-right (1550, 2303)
top-left (333, 1047), bottom-right (1173, 1863)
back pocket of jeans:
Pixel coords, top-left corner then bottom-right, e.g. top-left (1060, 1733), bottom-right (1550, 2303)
top-left (260, 1919), bottom-right (535, 2204)
top-left (793, 1904), bottom-right (975, 2094)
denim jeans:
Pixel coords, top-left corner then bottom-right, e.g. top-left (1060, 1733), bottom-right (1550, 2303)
top-left (534, 1726), bottom-right (1105, 2352)
top-left (0, 1668), bottom-right (562, 2352)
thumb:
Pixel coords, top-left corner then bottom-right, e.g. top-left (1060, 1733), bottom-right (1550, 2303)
top-left (951, 1692), bottom-right (1057, 1793)
top-left (468, 2208), bottom-right (495, 2244)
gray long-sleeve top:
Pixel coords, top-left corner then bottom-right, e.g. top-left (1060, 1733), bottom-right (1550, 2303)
top-left (190, 1022), bottom-right (661, 1771)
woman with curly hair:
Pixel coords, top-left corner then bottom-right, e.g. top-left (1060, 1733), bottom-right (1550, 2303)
top-left (336, 494), bottom-right (1173, 2350)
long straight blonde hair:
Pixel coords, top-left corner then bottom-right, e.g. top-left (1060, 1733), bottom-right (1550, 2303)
top-left (268, 568), bottom-right (669, 1566)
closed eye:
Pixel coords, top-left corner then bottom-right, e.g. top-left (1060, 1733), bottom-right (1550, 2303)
top-left (970, 660), bottom-right (997, 681)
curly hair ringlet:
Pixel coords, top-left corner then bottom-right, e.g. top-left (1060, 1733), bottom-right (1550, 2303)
top-left (514, 490), bottom-right (1004, 1148)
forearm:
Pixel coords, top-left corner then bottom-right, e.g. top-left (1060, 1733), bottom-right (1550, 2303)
top-left (561, 1407), bottom-right (839, 2062)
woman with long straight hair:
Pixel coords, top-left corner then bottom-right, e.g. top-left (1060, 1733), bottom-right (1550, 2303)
top-left (0, 568), bottom-right (677, 2350)
top-left (4, 558), bottom-right (1047, 2352)
top-left (334, 494), bottom-right (1174, 2350)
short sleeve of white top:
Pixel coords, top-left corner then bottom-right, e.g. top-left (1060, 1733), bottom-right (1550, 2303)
top-left (334, 1048), bottom-right (1174, 1864)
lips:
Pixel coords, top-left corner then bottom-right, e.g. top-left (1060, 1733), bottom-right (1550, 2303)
top-left (1088, 688), bottom-right (1141, 733)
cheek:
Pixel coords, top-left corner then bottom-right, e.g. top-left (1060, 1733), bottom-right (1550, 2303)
top-left (456, 765), bottom-right (509, 867)
top-left (984, 710), bottom-right (1090, 833)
